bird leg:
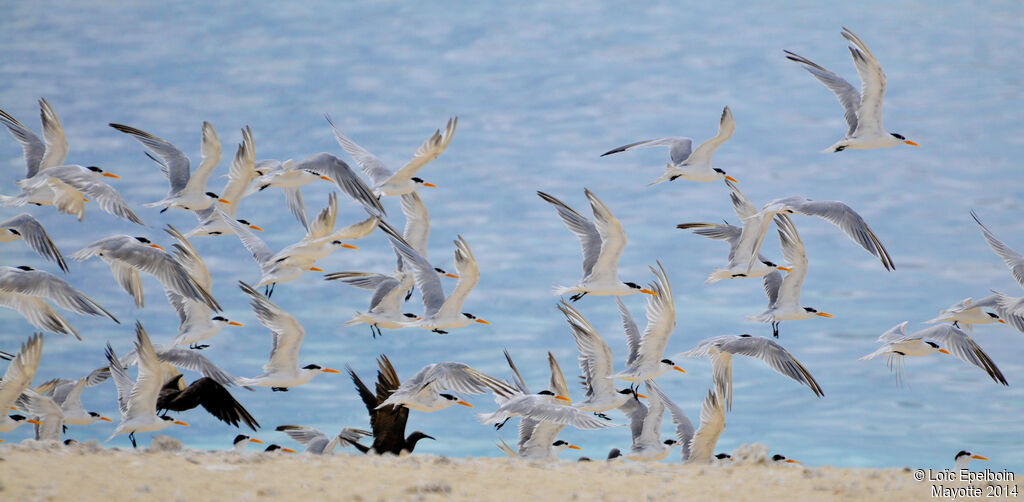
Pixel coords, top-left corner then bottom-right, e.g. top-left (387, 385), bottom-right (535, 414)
top-left (264, 283), bottom-right (276, 298)
top-left (405, 287), bottom-right (415, 302)
top-left (432, 329), bottom-right (448, 335)
top-left (953, 321), bottom-right (960, 328)
top-left (569, 292), bottom-right (588, 302)
top-left (160, 207), bottom-right (169, 214)
top-left (594, 412), bottom-right (612, 421)
top-left (272, 387), bottom-right (288, 392)
top-left (772, 321), bottom-right (779, 338)
top-left (494, 417), bottom-right (510, 430)
top-left (129, 432), bottom-right (137, 448)
top-left (189, 343), bottom-right (210, 350)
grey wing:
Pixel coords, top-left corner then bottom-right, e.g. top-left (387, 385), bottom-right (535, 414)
top-left (110, 123), bottom-right (191, 194)
top-left (687, 390), bottom-right (725, 464)
top-left (281, 187), bottom-right (309, 230)
top-left (841, 27), bottom-right (886, 134)
top-left (647, 380), bottom-right (694, 459)
top-left (920, 325), bottom-right (1008, 385)
top-left (324, 114), bottom-right (392, 185)
top-left (537, 191), bottom-right (601, 278)
top-left (239, 281), bottom-right (305, 373)
top-left (762, 270), bottom-right (783, 307)
top-left (1, 268), bottom-right (117, 321)
top-left (0, 292), bottom-right (80, 339)
top-left (720, 336), bottom-right (824, 398)
top-left (635, 381), bottom-right (665, 447)
top-left (224, 211), bottom-right (275, 264)
top-left (0, 106), bottom-right (45, 177)
top-left (1, 213), bottom-right (69, 272)
top-left (294, 152), bottom-right (385, 216)
top-left (276, 425), bottom-right (328, 447)
top-left (503, 350), bottom-right (531, 395)
top-left (153, 347), bottom-right (240, 387)
top-left (617, 394), bottom-right (647, 443)
top-left (104, 343), bottom-right (132, 416)
top-left (784, 49), bottom-right (860, 135)
top-left (400, 191), bottom-right (431, 255)
top-left (559, 301), bottom-right (615, 398)
top-left (38, 98), bottom-right (69, 171)
top-left (546, 352), bottom-right (570, 398)
top-left (165, 225), bottom-right (211, 289)
top-left (584, 189), bottom-right (626, 284)
top-left (773, 215), bottom-right (807, 307)
top-left (305, 192), bottom-right (338, 240)
top-left (600, 137), bottom-right (693, 165)
top-left (0, 334), bottom-right (44, 411)
top-left (381, 221), bottom-right (445, 316)
top-left (877, 321), bottom-right (909, 342)
top-left (780, 197), bottom-right (894, 271)
top-left (113, 244), bottom-right (219, 311)
top-left (391, 116), bottom-right (458, 181)
top-left (522, 400), bottom-right (620, 430)
top-left (52, 171), bottom-right (145, 225)
top-left (635, 262), bottom-right (676, 368)
top-left (218, 126), bottom-right (257, 210)
top-left (617, 298), bottom-right (642, 366)
top-left (367, 276), bottom-right (401, 311)
top-left (686, 106), bottom-right (735, 165)
top-left (183, 122), bottom-right (221, 195)
top-left (990, 292), bottom-right (1024, 334)
top-left (971, 211), bottom-right (1024, 288)
top-left (677, 222), bottom-right (742, 262)
top-left (407, 362), bottom-right (497, 396)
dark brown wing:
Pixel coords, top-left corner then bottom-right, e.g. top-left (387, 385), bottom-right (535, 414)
top-left (371, 355), bottom-right (408, 454)
top-left (157, 377), bottom-right (260, 431)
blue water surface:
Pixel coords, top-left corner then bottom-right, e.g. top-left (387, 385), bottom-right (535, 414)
top-left (1, 1), bottom-right (1023, 471)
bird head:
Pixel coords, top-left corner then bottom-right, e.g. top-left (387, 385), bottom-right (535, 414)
top-left (803, 307), bottom-right (833, 318)
top-left (660, 359), bottom-right (686, 374)
top-left (302, 363), bottom-right (341, 374)
top-left (205, 191), bottom-right (232, 204)
top-left (713, 168), bottom-right (738, 183)
top-left (411, 177), bottom-right (437, 188)
top-left (237, 219), bottom-right (263, 231)
top-left (924, 341), bottom-right (951, 355)
top-left (891, 133), bottom-right (919, 147)
top-left (87, 165), bottom-right (120, 178)
top-left (439, 393), bottom-right (473, 407)
top-left (462, 312), bottom-right (490, 325)
top-left (212, 315), bottom-right (244, 327)
top-left (624, 282), bottom-right (657, 296)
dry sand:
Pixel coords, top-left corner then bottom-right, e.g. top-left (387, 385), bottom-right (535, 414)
top-left (0, 439), bottom-right (1006, 501)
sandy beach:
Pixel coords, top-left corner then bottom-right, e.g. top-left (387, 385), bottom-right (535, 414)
top-left (1, 439), bottom-right (998, 501)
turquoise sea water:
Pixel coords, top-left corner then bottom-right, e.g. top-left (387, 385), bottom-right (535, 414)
top-left (2, 1), bottom-right (1023, 471)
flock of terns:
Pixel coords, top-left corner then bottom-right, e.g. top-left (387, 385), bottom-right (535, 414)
top-left (0, 27), bottom-right (1012, 468)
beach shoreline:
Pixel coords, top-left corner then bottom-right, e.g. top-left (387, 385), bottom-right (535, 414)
top-left (0, 439), bottom-right (991, 501)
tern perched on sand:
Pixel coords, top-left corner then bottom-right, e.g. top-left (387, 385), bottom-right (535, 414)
top-left (0, 265), bottom-right (119, 339)
top-left (106, 323), bottom-right (190, 447)
top-left (236, 282), bottom-right (341, 390)
top-left (785, 27), bottom-right (919, 152)
top-left (748, 215), bottom-right (834, 337)
top-left (226, 193), bottom-right (376, 296)
top-left (0, 213), bottom-right (68, 272)
top-left (678, 334), bottom-right (823, 411)
top-left (327, 114), bottom-right (456, 197)
top-left (610, 263), bottom-right (687, 383)
top-left (538, 189), bottom-right (657, 301)
top-left (601, 106), bottom-right (738, 185)
top-left (0, 334), bottom-right (44, 433)
top-left (557, 301), bottom-right (646, 417)
top-left (232, 434), bottom-right (264, 452)
top-left (72, 234), bottom-right (221, 311)
top-left (186, 126), bottom-right (265, 237)
top-left (954, 451), bottom-right (988, 471)
top-left (275, 425), bottom-right (371, 454)
top-left (110, 121), bottom-right (232, 213)
top-left (382, 223), bottom-right (488, 334)
top-left (861, 322), bottom-right (1007, 385)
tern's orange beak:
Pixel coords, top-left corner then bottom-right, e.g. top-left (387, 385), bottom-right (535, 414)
top-left (640, 288), bottom-right (657, 296)
top-left (816, 312), bottom-right (834, 318)
top-left (322, 368), bottom-right (341, 374)
top-left (83, 198), bottom-right (90, 202)
top-left (457, 400), bottom-right (473, 408)
top-left (228, 321), bottom-right (244, 327)
top-left (10, 406), bottom-right (17, 411)
top-left (249, 224), bottom-right (264, 231)
top-left (320, 176), bottom-right (333, 182)
top-left (445, 273), bottom-right (459, 278)
top-left (174, 420), bottom-right (190, 426)
top-left (150, 244), bottom-right (165, 251)
top-left (568, 444), bottom-right (582, 450)
top-left (341, 244), bottom-right (359, 250)
top-left (218, 199), bottom-right (232, 204)
top-left (725, 175), bottom-right (738, 183)
top-left (777, 266), bottom-right (792, 272)
top-left (475, 319), bottom-right (491, 325)
top-left (998, 319), bottom-right (1007, 324)
top-left (26, 419), bottom-right (43, 425)
top-left (309, 267), bottom-right (323, 272)
top-left (786, 459), bottom-right (802, 464)
top-left (249, 438), bottom-right (264, 444)
top-left (636, 393), bottom-right (648, 399)
top-left (99, 416), bottom-right (113, 422)
top-left (282, 448), bottom-right (297, 453)
top-left (555, 395), bottom-right (572, 402)
top-left (103, 172), bottom-right (121, 179)
top-left (673, 366), bottom-right (686, 374)
top-left (938, 348), bottom-right (951, 355)
top-left (422, 182), bottom-right (437, 188)
top-left (904, 140), bottom-right (920, 147)
top-left (972, 455), bottom-right (988, 460)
